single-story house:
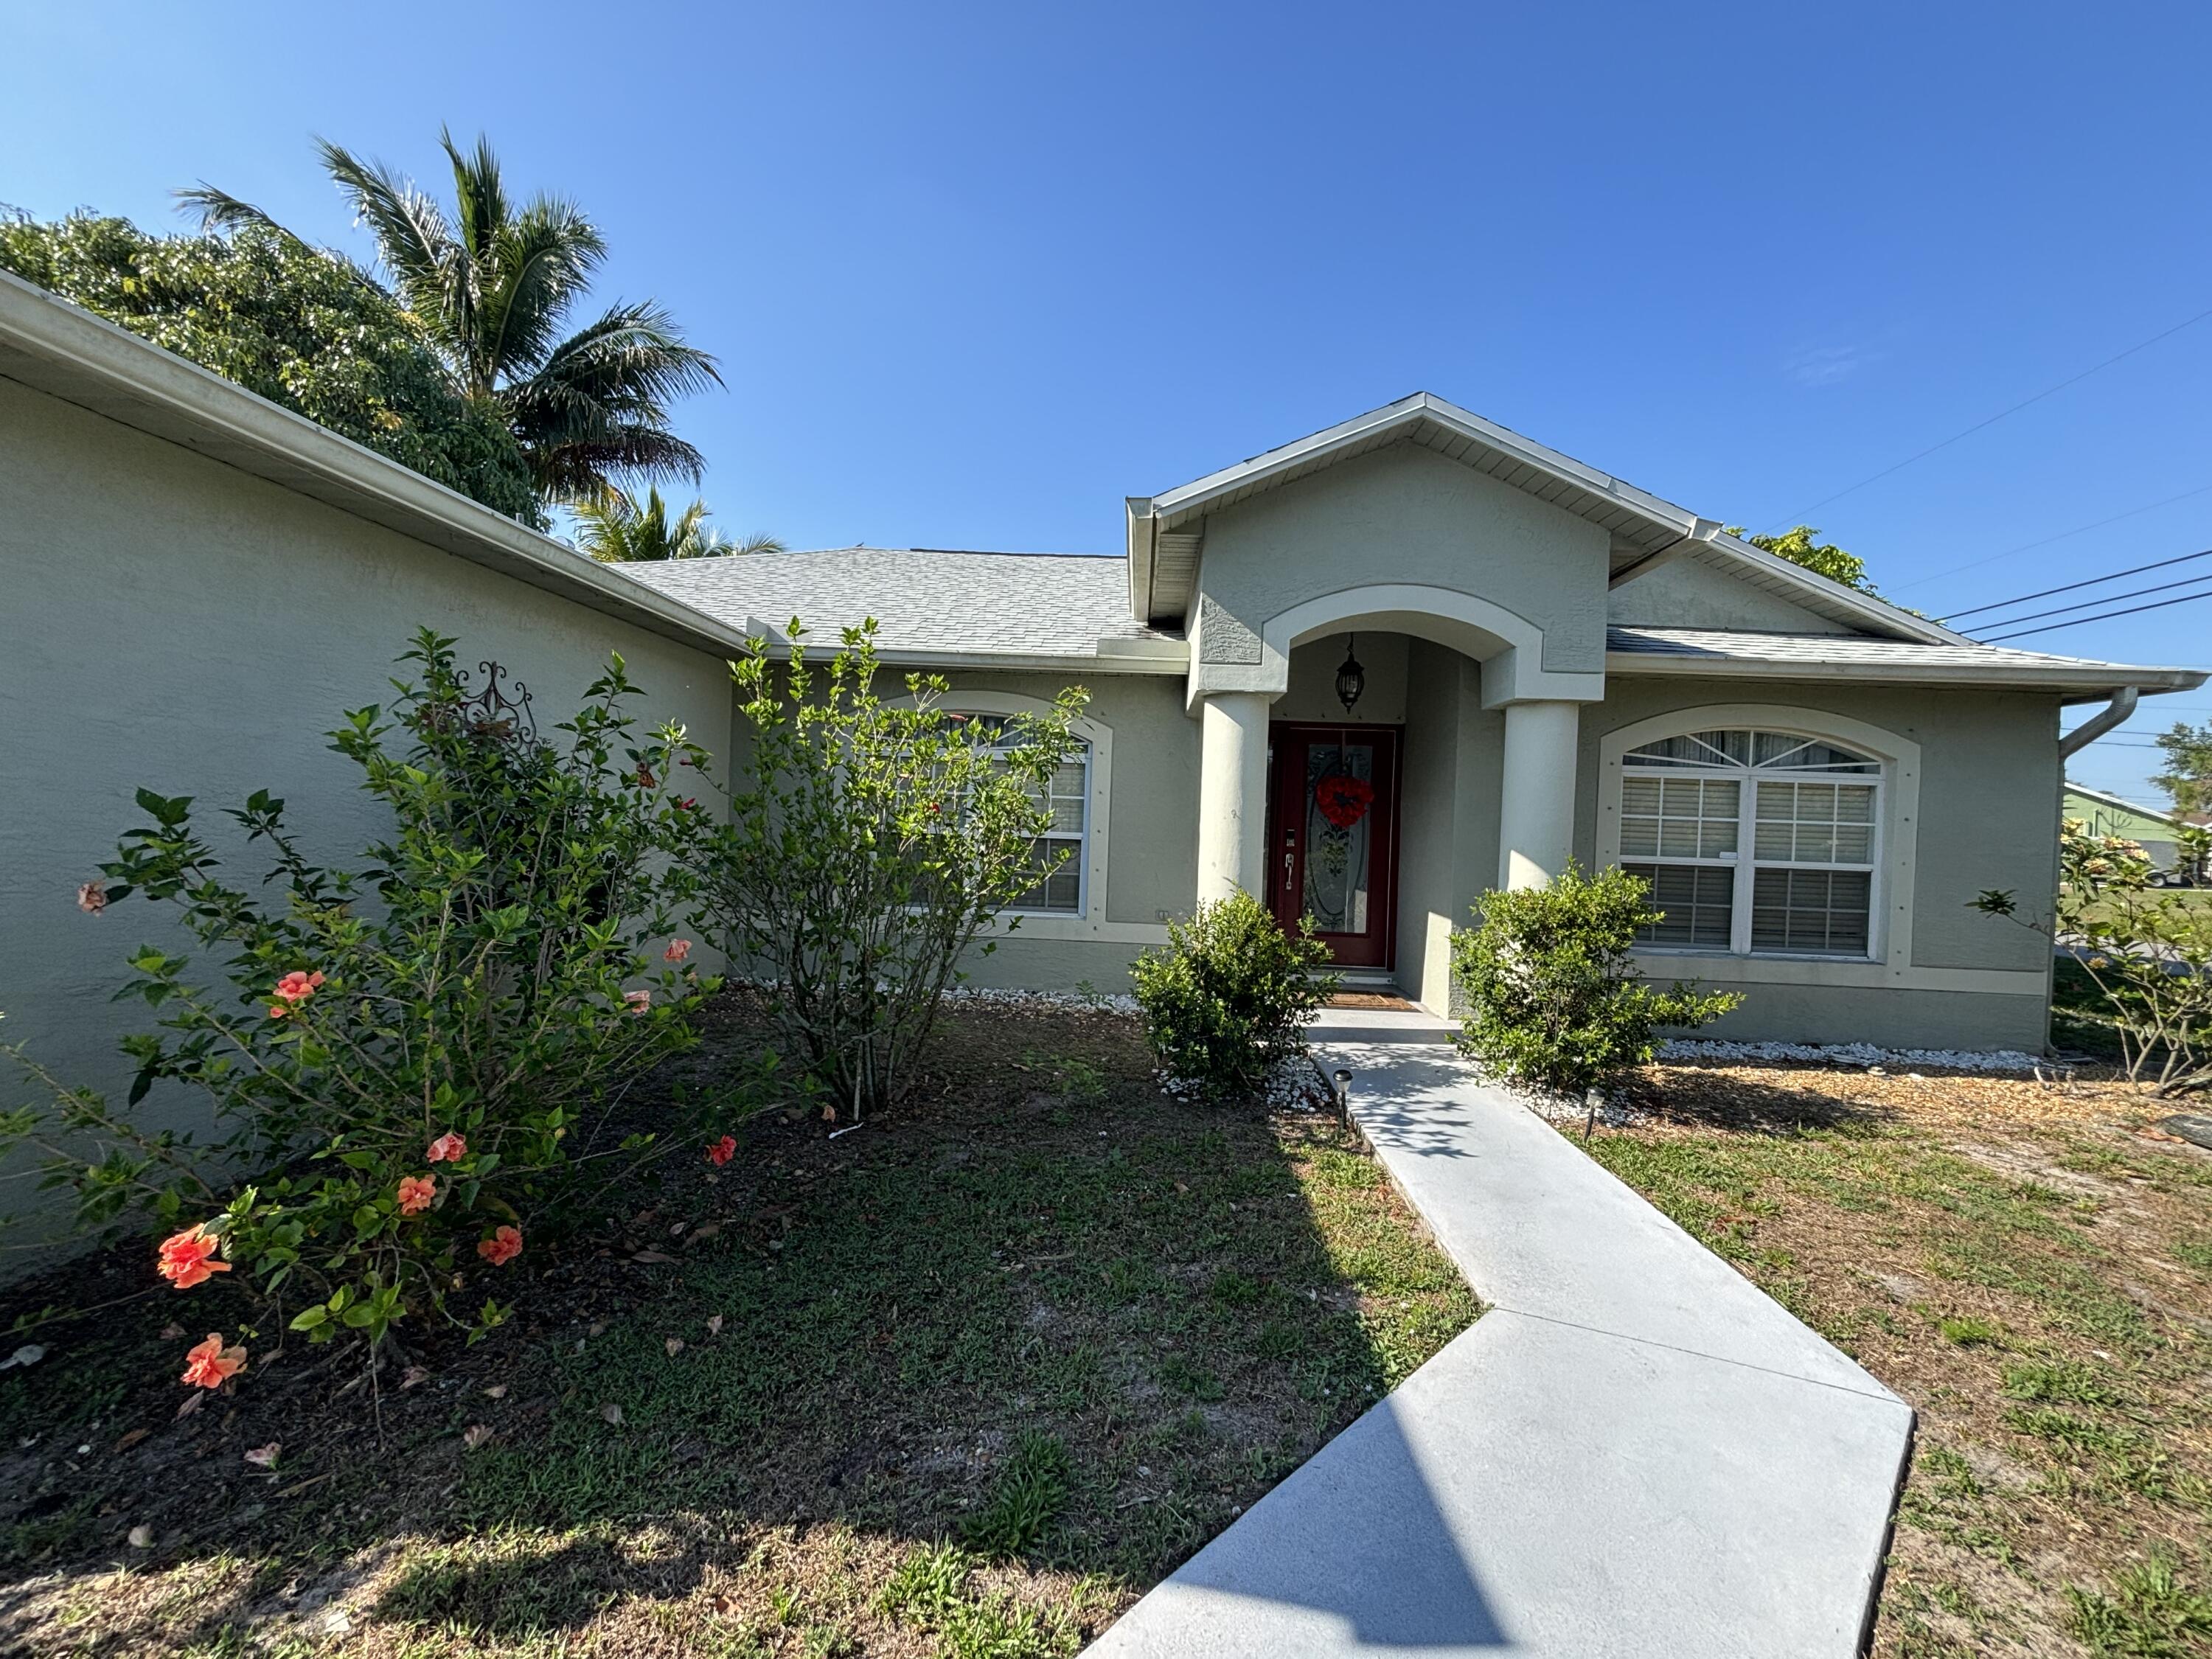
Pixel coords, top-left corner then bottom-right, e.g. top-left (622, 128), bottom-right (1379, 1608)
top-left (2062, 782), bottom-right (2185, 871)
top-left (617, 397), bottom-right (2206, 1052)
top-left (4, 262), bottom-right (2208, 1169)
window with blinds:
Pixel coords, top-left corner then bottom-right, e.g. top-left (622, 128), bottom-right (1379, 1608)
top-left (1617, 728), bottom-right (1879, 958)
top-left (974, 718), bottom-right (1090, 914)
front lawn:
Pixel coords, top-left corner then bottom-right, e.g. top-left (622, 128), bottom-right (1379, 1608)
top-left (0, 999), bottom-right (1478, 1657)
top-left (1590, 1061), bottom-right (2212, 1659)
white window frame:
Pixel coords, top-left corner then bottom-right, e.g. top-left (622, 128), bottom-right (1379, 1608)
top-left (888, 689), bottom-right (1119, 936)
top-left (1596, 704), bottom-right (1924, 980)
top-left (974, 716), bottom-right (1092, 918)
top-left (1616, 740), bottom-right (1883, 959)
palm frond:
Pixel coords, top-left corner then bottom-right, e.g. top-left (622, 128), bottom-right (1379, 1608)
top-left (522, 299), bottom-right (723, 411)
top-left (571, 486), bottom-right (751, 560)
top-left (174, 185), bottom-right (294, 240)
top-left (315, 138), bottom-right (464, 370)
top-left (439, 127), bottom-right (512, 271)
top-left (729, 531), bottom-right (786, 556)
top-left (479, 199), bottom-right (605, 387)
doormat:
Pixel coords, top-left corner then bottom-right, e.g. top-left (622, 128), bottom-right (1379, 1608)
top-left (1327, 990), bottom-right (1422, 1012)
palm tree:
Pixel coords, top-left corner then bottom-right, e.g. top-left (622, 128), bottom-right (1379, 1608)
top-left (181, 130), bottom-right (720, 501)
top-left (573, 487), bottom-right (783, 563)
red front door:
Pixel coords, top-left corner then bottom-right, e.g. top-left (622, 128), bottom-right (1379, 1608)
top-left (1267, 724), bottom-right (1402, 970)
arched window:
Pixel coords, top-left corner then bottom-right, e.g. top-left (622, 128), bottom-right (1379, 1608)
top-left (1618, 727), bottom-right (1881, 958)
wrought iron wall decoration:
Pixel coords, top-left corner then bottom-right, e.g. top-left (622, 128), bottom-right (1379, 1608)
top-left (451, 660), bottom-right (537, 742)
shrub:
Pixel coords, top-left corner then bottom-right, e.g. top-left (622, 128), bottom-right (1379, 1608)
top-left (676, 620), bottom-right (1085, 1116)
top-left (1449, 862), bottom-right (1739, 1094)
top-left (1977, 820), bottom-right (2212, 1093)
top-left (1, 632), bottom-right (742, 1373)
top-left (1130, 891), bottom-right (1335, 1102)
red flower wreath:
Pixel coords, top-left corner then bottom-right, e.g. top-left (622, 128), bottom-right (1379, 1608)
top-left (1315, 773), bottom-right (1375, 830)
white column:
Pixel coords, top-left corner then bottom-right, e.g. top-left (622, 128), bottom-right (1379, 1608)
top-left (1196, 691), bottom-right (1272, 903)
top-left (1498, 700), bottom-right (1582, 890)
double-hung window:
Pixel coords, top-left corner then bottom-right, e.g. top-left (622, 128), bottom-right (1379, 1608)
top-left (973, 717), bottom-right (1091, 914)
top-left (1618, 728), bottom-right (1880, 958)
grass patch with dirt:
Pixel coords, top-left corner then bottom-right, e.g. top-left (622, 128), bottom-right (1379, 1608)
top-left (1587, 1060), bottom-right (2212, 1658)
top-left (0, 998), bottom-right (1478, 1658)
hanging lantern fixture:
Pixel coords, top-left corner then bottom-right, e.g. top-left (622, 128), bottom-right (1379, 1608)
top-left (1335, 634), bottom-right (1366, 714)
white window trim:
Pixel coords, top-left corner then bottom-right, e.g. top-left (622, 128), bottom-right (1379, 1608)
top-left (888, 689), bottom-right (1119, 939)
top-left (1596, 703), bottom-right (1923, 986)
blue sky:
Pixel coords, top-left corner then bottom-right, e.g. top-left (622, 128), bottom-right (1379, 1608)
top-left (9, 1), bottom-right (2212, 801)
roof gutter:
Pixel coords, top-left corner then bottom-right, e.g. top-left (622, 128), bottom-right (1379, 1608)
top-left (2058, 686), bottom-right (2140, 760)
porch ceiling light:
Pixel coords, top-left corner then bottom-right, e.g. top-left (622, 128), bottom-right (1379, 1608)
top-left (1335, 635), bottom-right (1366, 714)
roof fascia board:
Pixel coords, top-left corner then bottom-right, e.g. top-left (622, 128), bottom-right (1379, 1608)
top-left (0, 269), bottom-right (754, 661)
top-left (1605, 650), bottom-right (2207, 700)
top-left (1124, 497), bottom-right (1157, 623)
top-left (737, 621), bottom-right (1188, 678)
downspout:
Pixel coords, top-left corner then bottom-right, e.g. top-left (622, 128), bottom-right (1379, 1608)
top-left (2057, 686), bottom-right (2139, 761)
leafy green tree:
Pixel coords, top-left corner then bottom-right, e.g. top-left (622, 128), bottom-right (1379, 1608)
top-left (184, 129), bottom-right (720, 502)
top-left (1724, 524), bottom-right (1878, 592)
top-left (0, 211), bottom-right (541, 522)
top-left (2153, 722), bottom-right (2212, 815)
top-left (574, 487), bottom-right (783, 563)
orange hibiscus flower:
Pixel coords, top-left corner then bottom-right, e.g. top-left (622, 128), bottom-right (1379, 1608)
top-left (180, 1333), bottom-right (247, 1388)
top-left (705, 1134), bottom-right (737, 1166)
top-left (156, 1225), bottom-right (232, 1290)
top-left (477, 1225), bottom-right (523, 1267)
top-left (425, 1133), bottom-right (467, 1164)
top-left (396, 1175), bottom-right (436, 1215)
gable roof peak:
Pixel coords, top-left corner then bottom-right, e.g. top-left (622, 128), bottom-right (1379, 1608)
top-left (1125, 392), bottom-right (1961, 647)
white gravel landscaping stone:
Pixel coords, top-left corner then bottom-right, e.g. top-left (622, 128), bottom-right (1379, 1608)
top-left (1656, 1037), bottom-right (2041, 1072)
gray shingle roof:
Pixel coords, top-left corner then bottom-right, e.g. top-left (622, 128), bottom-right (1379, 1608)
top-left (616, 548), bottom-right (1164, 661)
top-left (1606, 626), bottom-right (2202, 691)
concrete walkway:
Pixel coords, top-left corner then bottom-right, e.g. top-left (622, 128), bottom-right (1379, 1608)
top-left (1086, 1012), bottom-right (1915, 1658)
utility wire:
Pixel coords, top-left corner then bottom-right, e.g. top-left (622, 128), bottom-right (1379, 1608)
top-left (1956, 569), bottom-right (2212, 633)
top-left (1943, 546), bottom-right (2212, 622)
top-left (1757, 302), bottom-right (2212, 535)
top-left (1980, 585), bottom-right (2212, 641)
top-left (1893, 481), bottom-right (2212, 592)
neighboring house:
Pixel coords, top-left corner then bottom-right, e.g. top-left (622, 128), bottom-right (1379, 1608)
top-left (2062, 782), bottom-right (2184, 871)
top-left (4, 266), bottom-right (2208, 1175)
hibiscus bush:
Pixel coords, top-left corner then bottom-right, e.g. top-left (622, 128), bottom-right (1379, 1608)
top-left (672, 619), bottom-right (1085, 1116)
top-left (1, 631), bottom-right (753, 1386)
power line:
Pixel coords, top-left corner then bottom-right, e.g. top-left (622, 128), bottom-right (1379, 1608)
top-left (1757, 302), bottom-right (2212, 535)
top-left (1941, 546), bottom-right (2212, 622)
top-left (1957, 569), bottom-right (2212, 633)
top-left (1892, 481), bottom-right (2212, 593)
top-left (1980, 585), bottom-right (2212, 641)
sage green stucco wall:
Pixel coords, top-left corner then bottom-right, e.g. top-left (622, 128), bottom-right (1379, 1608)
top-left (0, 378), bottom-right (736, 1220)
top-left (1608, 558), bottom-right (1852, 634)
top-left (1394, 641), bottom-right (1501, 1012)
top-left (1576, 677), bottom-right (2062, 1049)
top-left (1191, 443), bottom-right (1612, 674)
